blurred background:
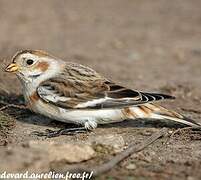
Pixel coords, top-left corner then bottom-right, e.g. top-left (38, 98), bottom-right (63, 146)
top-left (0, 0), bottom-right (200, 95)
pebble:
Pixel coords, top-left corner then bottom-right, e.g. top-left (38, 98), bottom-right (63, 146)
top-left (125, 163), bottom-right (137, 170)
top-left (29, 141), bottom-right (96, 163)
top-left (87, 134), bottom-right (125, 153)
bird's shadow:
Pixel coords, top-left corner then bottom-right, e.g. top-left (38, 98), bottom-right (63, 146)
top-left (0, 92), bottom-right (185, 130)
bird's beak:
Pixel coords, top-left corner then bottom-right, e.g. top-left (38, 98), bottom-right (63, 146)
top-left (5, 63), bottom-right (19, 73)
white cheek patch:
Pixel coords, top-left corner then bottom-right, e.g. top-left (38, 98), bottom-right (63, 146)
top-left (21, 58), bottom-right (63, 88)
top-left (22, 69), bottom-right (43, 83)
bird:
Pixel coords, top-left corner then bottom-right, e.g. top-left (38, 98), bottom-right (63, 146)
top-left (5, 50), bottom-right (200, 137)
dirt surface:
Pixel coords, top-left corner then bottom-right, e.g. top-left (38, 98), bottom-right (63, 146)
top-left (0, 0), bottom-right (201, 179)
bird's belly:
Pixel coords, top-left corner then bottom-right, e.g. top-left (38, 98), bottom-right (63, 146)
top-left (58, 108), bottom-right (126, 125)
top-left (32, 99), bottom-right (126, 125)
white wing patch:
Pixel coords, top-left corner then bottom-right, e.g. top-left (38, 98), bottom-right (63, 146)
top-left (37, 86), bottom-right (70, 103)
top-left (75, 97), bottom-right (111, 108)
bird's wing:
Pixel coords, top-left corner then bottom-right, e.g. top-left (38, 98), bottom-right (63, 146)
top-left (37, 63), bottom-right (175, 109)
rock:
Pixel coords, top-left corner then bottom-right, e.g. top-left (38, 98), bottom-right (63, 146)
top-left (0, 141), bottom-right (95, 173)
top-left (125, 163), bottom-right (137, 170)
top-left (87, 134), bottom-right (125, 152)
top-left (48, 144), bottom-right (95, 163)
top-left (29, 141), bottom-right (96, 163)
top-left (0, 146), bottom-right (49, 173)
top-left (168, 130), bottom-right (173, 134)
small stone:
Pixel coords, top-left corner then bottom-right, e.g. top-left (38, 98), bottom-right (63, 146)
top-left (168, 130), bottom-right (173, 134)
top-left (29, 141), bottom-right (96, 163)
top-left (125, 163), bottom-right (137, 170)
top-left (87, 134), bottom-right (125, 152)
top-left (48, 144), bottom-right (95, 163)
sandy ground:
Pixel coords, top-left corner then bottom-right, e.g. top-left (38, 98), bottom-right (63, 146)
top-left (0, 0), bottom-right (201, 179)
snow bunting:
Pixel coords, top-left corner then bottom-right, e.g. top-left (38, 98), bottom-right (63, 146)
top-left (5, 50), bottom-right (200, 135)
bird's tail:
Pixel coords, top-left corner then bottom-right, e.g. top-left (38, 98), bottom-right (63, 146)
top-left (126, 103), bottom-right (201, 127)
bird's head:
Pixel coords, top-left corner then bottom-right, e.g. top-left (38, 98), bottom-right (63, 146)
top-left (5, 50), bottom-right (63, 84)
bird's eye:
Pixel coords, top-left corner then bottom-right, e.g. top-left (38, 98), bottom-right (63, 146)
top-left (26, 59), bottom-right (34, 66)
